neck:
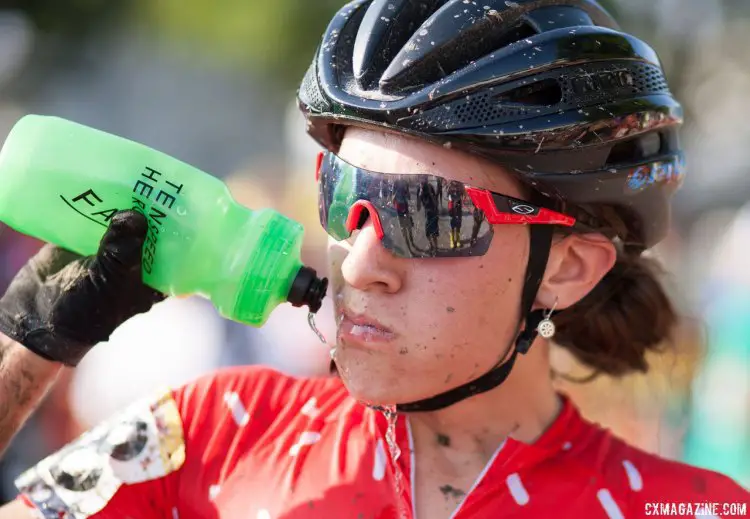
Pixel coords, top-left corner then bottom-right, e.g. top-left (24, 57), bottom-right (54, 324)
top-left (407, 340), bottom-right (561, 460)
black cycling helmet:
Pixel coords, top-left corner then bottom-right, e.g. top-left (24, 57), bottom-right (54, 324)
top-left (299, 0), bottom-right (685, 412)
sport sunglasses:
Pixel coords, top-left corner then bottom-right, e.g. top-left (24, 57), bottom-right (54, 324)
top-left (316, 152), bottom-right (576, 259)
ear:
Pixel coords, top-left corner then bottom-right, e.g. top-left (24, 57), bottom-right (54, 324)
top-left (535, 234), bottom-right (617, 310)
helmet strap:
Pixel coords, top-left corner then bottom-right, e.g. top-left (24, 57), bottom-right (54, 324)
top-left (396, 225), bottom-right (554, 413)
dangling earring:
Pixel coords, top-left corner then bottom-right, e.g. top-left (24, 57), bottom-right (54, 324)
top-left (537, 298), bottom-right (558, 340)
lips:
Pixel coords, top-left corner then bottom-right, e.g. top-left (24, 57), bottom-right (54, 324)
top-left (337, 310), bottom-right (396, 345)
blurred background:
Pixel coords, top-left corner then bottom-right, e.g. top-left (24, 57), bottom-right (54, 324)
top-left (0, 0), bottom-right (748, 502)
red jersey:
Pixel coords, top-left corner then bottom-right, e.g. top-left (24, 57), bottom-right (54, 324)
top-left (16, 366), bottom-right (749, 518)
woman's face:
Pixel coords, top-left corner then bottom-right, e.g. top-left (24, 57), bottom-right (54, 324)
top-left (327, 128), bottom-right (533, 406)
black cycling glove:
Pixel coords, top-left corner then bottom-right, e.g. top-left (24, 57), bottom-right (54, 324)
top-left (0, 210), bottom-right (165, 366)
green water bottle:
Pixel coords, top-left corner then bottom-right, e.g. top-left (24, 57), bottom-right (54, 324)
top-left (0, 115), bottom-right (328, 326)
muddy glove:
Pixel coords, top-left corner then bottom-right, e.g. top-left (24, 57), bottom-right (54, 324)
top-left (0, 210), bottom-right (164, 366)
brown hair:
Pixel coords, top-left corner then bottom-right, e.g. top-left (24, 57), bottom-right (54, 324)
top-left (553, 245), bottom-right (678, 378)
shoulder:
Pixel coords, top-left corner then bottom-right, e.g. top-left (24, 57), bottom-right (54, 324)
top-left (15, 386), bottom-right (190, 518)
top-left (175, 365), bottom-right (348, 421)
top-left (569, 420), bottom-right (749, 505)
top-left (611, 439), bottom-right (747, 502)
top-left (14, 367), bottom-right (350, 518)
top-left (173, 366), bottom-right (351, 444)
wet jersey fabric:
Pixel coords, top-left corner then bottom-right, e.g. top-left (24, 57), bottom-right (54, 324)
top-left (16, 366), bottom-right (749, 519)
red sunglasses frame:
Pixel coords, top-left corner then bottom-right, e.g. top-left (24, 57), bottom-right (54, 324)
top-left (315, 151), bottom-right (576, 236)
top-left (465, 188), bottom-right (576, 227)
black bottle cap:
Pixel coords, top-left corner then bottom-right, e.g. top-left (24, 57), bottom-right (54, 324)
top-left (287, 266), bottom-right (328, 313)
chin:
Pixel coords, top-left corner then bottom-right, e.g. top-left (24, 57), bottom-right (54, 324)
top-left (338, 371), bottom-right (403, 406)
top-left (333, 355), bottom-right (408, 406)
top-left (343, 388), bottom-right (397, 408)
top-left (334, 359), bottom-right (437, 408)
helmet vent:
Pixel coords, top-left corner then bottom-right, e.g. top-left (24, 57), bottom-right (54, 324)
top-left (451, 91), bottom-right (522, 126)
top-left (607, 132), bottom-right (664, 164)
top-left (381, 18), bottom-right (538, 95)
top-left (300, 62), bottom-right (330, 112)
top-left (494, 79), bottom-right (563, 106)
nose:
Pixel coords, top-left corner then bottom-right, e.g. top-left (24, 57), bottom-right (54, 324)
top-left (340, 209), bottom-right (403, 294)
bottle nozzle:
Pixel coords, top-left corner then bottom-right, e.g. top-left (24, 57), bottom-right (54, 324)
top-left (288, 266), bottom-right (328, 313)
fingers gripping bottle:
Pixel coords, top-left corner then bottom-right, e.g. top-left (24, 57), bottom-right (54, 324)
top-left (0, 115), bottom-right (328, 326)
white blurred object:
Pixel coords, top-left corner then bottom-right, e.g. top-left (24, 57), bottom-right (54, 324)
top-left (708, 202), bottom-right (750, 287)
top-left (0, 11), bottom-right (33, 88)
top-left (617, 0), bottom-right (722, 39)
top-left (284, 100), bottom-right (324, 182)
top-left (225, 167), bottom-right (282, 209)
top-left (240, 297), bottom-right (336, 377)
top-left (0, 103), bottom-right (25, 142)
top-left (654, 0), bottom-right (722, 39)
top-left (682, 209), bottom-right (738, 307)
top-left (70, 297), bottom-right (225, 428)
top-left (684, 65), bottom-right (750, 194)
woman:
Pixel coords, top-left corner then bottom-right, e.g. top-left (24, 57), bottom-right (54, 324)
top-left (445, 181), bottom-right (465, 250)
top-left (416, 179), bottom-right (440, 253)
top-left (0, 1), bottom-right (747, 518)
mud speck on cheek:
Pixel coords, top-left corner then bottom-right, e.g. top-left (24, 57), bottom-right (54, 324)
top-left (399, 347), bottom-right (409, 355)
top-left (446, 306), bottom-right (455, 313)
top-left (436, 434), bottom-right (451, 447)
